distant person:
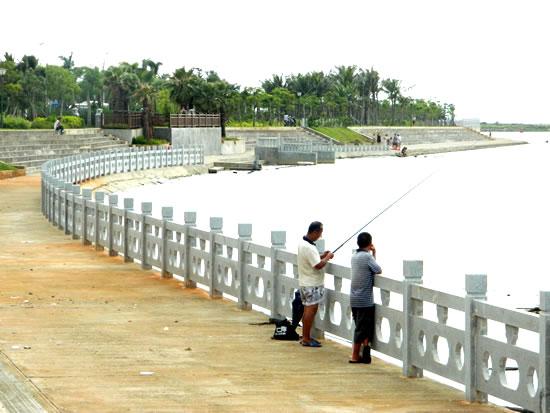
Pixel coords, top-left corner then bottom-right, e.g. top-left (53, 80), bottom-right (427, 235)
top-left (396, 134), bottom-right (402, 149)
top-left (297, 221), bottom-right (334, 347)
top-left (376, 133), bottom-right (381, 144)
top-left (392, 134), bottom-right (398, 149)
top-left (349, 232), bottom-right (382, 364)
top-left (396, 146), bottom-right (408, 157)
top-left (489, 131), bottom-right (492, 138)
top-left (54, 117), bottom-right (64, 135)
top-left (284, 114), bottom-right (289, 126)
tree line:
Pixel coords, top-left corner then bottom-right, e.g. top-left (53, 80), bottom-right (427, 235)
top-left (0, 52), bottom-right (455, 137)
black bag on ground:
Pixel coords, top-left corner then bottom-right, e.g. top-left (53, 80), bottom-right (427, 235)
top-left (271, 318), bottom-right (300, 341)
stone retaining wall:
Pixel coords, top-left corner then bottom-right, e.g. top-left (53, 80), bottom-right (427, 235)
top-left (0, 167), bottom-right (26, 180)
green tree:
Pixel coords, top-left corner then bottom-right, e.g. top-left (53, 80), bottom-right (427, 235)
top-left (104, 63), bottom-right (140, 111)
top-left (78, 67), bottom-right (103, 125)
top-left (382, 78), bottom-right (401, 125)
top-left (45, 65), bottom-right (78, 116)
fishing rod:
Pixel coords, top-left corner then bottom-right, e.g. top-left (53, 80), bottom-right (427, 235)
top-left (331, 171), bottom-right (437, 254)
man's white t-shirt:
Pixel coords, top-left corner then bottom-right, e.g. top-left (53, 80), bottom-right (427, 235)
top-left (298, 237), bottom-right (324, 287)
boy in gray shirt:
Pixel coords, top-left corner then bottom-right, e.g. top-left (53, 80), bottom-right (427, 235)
top-left (349, 232), bottom-right (382, 363)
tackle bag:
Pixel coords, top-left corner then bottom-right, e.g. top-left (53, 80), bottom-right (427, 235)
top-left (271, 318), bottom-right (300, 341)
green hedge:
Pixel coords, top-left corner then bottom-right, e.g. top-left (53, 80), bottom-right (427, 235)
top-left (132, 136), bottom-right (169, 145)
top-left (30, 116), bottom-right (85, 129)
top-left (31, 117), bottom-right (54, 129)
top-left (2, 115), bottom-right (31, 129)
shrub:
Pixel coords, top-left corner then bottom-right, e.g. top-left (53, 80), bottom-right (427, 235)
top-left (43, 115), bottom-right (84, 129)
top-left (2, 115), bottom-right (31, 129)
top-left (31, 117), bottom-right (54, 129)
top-left (132, 136), bottom-right (169, 145)
top-left (61, 116), bottom-right (84, 128)
top-left (104, 123), bottom-right (131, 129)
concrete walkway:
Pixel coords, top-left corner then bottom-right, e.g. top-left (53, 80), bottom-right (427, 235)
top-left (0, 176), bottom-right (509, 412)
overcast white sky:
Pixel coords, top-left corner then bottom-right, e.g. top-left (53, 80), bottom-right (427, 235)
top-left (3, 0), bottom-right (548, 123)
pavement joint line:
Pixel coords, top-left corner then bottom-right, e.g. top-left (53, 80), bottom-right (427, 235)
top-left (0, 350), bottom-right (60, 413)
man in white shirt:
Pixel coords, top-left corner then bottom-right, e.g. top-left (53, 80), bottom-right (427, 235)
top-left (54, 117), bottom-right (64, 135)
top-left (297, 221), bottom-right (334, 347)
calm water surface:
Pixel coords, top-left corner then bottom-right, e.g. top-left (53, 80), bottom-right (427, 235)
top-left (119, 132), bottom-right (550, 308)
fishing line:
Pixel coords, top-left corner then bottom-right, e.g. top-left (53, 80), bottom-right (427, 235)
top-left (332, 171), bottom-right (437, 254)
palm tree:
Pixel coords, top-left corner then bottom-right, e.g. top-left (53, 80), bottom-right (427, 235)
top-left (104, 63), bottom-right (139, 111)
top-left (79, 67), bottom-right (103, 126)
top-left (382, 78), bottom-right (401, 125)
top-left (332, 65), bottom-right (357, 120)
top-left (261, 74), bottom-right (285, 94)
top-left (366, 68), bottom-right (380, 124)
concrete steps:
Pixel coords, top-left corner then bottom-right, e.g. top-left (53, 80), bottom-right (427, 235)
top-left (0, 129), bottom-right (129, 173)
top-left (226, 127), bottom-right (328, 151)
top-left (350, 127), bottom-right (488, 145)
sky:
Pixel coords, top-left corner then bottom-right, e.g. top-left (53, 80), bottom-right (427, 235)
top-left (2, 0), bottom-right (549, 123)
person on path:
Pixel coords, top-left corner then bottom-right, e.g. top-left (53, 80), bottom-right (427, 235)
top-left (297, 221), bottom-right (334, 347)
top-left (349, 232), bottom-right (382, 363)
top-left (54, 117), bottom-right (64, 135)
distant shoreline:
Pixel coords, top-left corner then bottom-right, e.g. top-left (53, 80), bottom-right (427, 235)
top-left (481, 123), bottom-right (550, 132)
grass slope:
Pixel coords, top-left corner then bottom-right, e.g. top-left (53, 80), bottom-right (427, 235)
top-left (0, 161), bottom-right (17, 171)
top-left (311, 127), bottom-right (370, 144)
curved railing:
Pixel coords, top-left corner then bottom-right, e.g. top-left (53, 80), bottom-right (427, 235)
top-left (40, 146), bottom-right (549, 412)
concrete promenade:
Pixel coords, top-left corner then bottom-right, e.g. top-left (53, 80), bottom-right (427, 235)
top-left (0, 175), bottom-right (511, 412)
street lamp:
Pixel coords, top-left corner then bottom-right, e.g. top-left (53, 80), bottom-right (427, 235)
top-left (296, 91), bottom-right (301, 119)
top-left (0, 68), bottom-right (6, 129)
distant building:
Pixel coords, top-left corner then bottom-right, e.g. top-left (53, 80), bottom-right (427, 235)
top-left (455, 118), bottom-right (480, 131)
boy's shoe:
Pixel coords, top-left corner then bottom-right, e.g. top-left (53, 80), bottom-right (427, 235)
top-left (362, 346), bottom-right (371, 364)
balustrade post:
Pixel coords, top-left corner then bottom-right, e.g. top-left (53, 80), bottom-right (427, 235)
top-left (238, 224), bottom-right (252, 310)
top-left (81, 188), bottom-right (92, 245)
top-left (161, 207), bottom-right (173, 278)
top-left (108, 194), bottom-right (118, 256)
top-left (47, 180), bottom-right (54, 223)
top-left (402, 260), bottom-right (424, 378)
top-left (123, 198), bottom-right (134, 263)
top-left (60, 183), bottom-right (71, 232)
top-left (465, 273), bottom-right (488, 403)
top-left (71, 185), bottom-right (80, 239)
top-left (140, 202), bottom-right (153, 270)
top-left (184, 212), bottom-right (197, 288)
top-left (94, 192), bottom-right (105, 250)
top-left (539, 291), bottom-right (550, 413)
top-left (209, 217), bottom-right (223, 299)
top-left (270, 231), bottom-right (286, 319)
top-left (54, 180), bottom-right (63, 227)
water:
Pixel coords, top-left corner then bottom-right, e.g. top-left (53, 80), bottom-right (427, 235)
top-left (118, 132), bottom-right (550, 309)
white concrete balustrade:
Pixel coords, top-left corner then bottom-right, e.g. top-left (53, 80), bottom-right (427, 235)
top-left (257, 137), bottom-right (389, 153)
top-left (40, 146), bottom-right (550, 413)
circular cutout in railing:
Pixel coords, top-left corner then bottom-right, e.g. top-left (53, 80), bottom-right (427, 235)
top-left (329, 301), bottom-right (342, 326)
top-left (318, 302), bottom-right (326, 321)
top-left (454, 342), bottom-right (464, 371)
top-left (417, 330), bottom-right (426, 356)
top-left (482, 351), bottom-right (493, 381)
top-left (394, 323), bottom-right (403, 349)
top-left (527, 366), bottom-right (538, 397)
top-left (224, 267), bottom-right (233, 287)
top-left (431, 335), bottom-right (449, 365)
top-left (344, 306), bottom-right (353, 330)
top-left (254, 276), bottom-right (264, 298)
top-left (499, 357), bottom-right (519, 390)
top-left (233, 270), bottom-right (239, 289)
